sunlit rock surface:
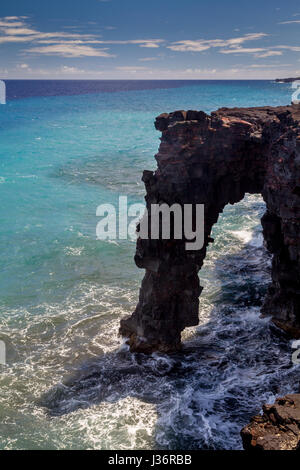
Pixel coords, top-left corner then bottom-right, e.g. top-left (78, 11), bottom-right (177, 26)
top-left (241, 394), bottom-right (300, 450)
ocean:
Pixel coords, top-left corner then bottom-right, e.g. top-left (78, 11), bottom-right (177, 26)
top-left (0, 79), bottom-right (299, 450)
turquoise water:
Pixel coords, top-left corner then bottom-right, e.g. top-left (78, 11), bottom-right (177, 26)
top-left (0, 80), bottom-right (299, 449)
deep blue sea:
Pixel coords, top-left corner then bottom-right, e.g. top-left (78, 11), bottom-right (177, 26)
top-left (0, 80), bottom-right (299, 450)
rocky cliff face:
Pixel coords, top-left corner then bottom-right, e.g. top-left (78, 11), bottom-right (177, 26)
top-left (120, 104), bottom-right (300, 353)
top-left (241, 394), bottom-right (300, 450)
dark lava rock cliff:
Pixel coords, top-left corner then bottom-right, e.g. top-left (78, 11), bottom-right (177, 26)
top-left (120, 104), bottom-right (300, 353)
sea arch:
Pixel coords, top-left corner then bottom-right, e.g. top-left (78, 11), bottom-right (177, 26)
top-left (120, 105), bottom-right (300, 352)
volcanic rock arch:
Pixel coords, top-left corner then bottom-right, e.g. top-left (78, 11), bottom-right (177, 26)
top-left (120, 105), bottom-right (300, 353)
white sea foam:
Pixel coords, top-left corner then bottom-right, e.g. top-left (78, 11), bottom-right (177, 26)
top-left (231, 229), bottom-right (253, 244)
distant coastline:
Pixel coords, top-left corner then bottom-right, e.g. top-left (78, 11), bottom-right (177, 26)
top-left (275, 77), bottom-right (300, 83)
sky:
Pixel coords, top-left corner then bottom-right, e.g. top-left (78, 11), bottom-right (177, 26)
top-left (0, 0), bottom-right (300, 79)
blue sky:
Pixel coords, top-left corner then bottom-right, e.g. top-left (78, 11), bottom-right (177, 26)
top-left (0, 0), bottom-right (300, 79)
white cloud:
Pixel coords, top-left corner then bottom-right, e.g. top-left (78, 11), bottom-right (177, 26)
top-left (220, 48), bottom-right (283, 58)
top-left (15, 63), bottom-right (32, 72)
top-left (0, 16), bottom-right (167, 60)
top-left (249, 63), bottom-right (292, 68)
top-left (0, 35), bottom-right (35, 44)
top-left (168, 41), bottom-right (211, 52)
top-left (0, 16), bottom-right (99, 44)
top-left (1, 15), bottom-right (298, 72)
top-left (167, 33), bottom-right (267, 52)
top-left (33, 39), bottom-right (104, 45)
top-left (279, 20), bottom-right (300, 24)
top-left (166, 33), bottom-right (299, 59)
top-left (26, 44), bottom-right (114, 57)
top-left (255, 50), bottom-right (283, 58)
top-left (60, 65), bottom-right (86, 74)
top-left (185, 68), bottom-right (217, 74)
top-left (220, 47), bottom-right (265, 54)
top-left (95, 39), bottom-right (164, 47)
top-left (139, 42), bottom-right (160, 48)
top-left (225, 33), bottom-right (267, 45)
top-left (168, 30), bottom-right (300, 59)
top-left (116, 66), bottom-right (148, 71)
top-left (0, 33), bottom-right (98, 44)
top-left (3, 27), bottom-right (40, 36)
top-left (276, 45), bottom-right (300, 52)
top-left (0, 16), bottom-right (164, 58)
top-left (0, 21), bottom-right (26, 27)
top-left (139, 57), bottom-right (158, 61)
top-left (4, 16), bottom-right (27, 20)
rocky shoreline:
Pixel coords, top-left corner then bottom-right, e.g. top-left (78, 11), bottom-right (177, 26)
top-left (275, 77), bottom-right (300, 83)
top-left (241, 394), bottom-right (300, 450)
